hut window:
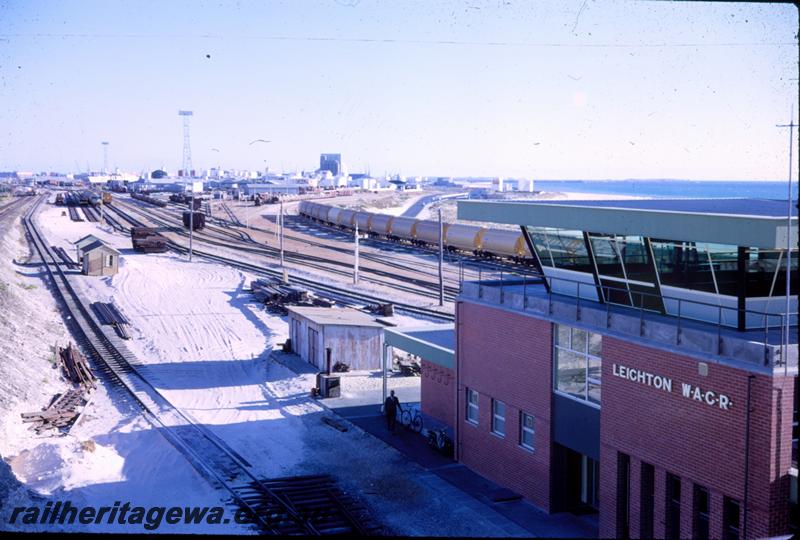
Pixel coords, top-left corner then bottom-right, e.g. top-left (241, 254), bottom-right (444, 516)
top-left (107, 254), bottom-right (114, 267)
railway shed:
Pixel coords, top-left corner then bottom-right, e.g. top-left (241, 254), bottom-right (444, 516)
top-left (287, 306), bottom-right (385, 371)
top-left (73, 234), bottom-right (103, 262)
top-left (81, 240), bottom-right (120, 276)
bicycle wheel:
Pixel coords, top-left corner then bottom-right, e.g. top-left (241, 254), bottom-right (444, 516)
top-left (436, 431), bottom-right (446, 451)
top-left (411, 413), bottom-right (423, 433)
top-left (401, 409), bottom-right (412, 428)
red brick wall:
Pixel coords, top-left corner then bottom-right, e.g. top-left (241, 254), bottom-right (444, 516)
top-left (456, 301), bottom-right (553, 512)
top-left (598, 337), bottom-right (794, 539)
top-left (420, 360), bottom-right (455, 427)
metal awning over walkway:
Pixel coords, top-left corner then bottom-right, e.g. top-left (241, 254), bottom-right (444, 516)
top-left (383, 324), bottom-right (455, 369)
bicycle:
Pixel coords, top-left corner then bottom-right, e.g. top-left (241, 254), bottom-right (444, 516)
top-left (400, 408), bottom-right (423, 433)
top-left (427, 427), bottom-right (453, 456)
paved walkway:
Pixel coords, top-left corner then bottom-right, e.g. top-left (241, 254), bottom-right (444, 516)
top-left (272, 350), bottom-right (599, 538)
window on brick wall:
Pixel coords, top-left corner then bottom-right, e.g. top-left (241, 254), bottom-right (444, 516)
top-left (723, 497), bottom-right (740, 540)
top-left (553, 324), bottom-right (603, 406)
top-left (665, 473), bottom-right (682, 540)
top-left (491, 399), bottom-right (506, 437)
top-left (640, 462), bottom-right (655, 539)
top-left (519, 412), bottom-right (535, 450)
top-left (466, 388), bottom-right (479, 425)
top-left (693, 485), bottom-right (710, 540)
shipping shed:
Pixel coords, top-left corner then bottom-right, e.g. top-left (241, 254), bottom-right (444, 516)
top-left (81, 240), bottom-right (120, 276)
top-left (287, 306), bottom-right (385, 371)
top-left (73, 234), bottom-right (103, 262)
top-left (383, 324), bottom-right (455, 428)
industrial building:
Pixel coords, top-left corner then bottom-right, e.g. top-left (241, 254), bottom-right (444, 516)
top-left (287, 306), bottom-right (384, 371)
top-left (393, 198), bottom-right (797, 539)
top-left (319, 153), bottom-right (342, 176)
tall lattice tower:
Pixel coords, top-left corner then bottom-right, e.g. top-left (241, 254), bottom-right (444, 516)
top-left (178, 110), bottom-right (193, 177)
top-left (101, 141), bottom-right (109, 174)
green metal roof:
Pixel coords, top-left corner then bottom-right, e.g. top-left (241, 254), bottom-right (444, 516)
top-left (384, 324), bottom-right (454, 369)
top-left (457, 199), bottom-right (798, 249)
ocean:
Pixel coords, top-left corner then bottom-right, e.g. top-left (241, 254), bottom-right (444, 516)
top-left (534, 180), bottom-right (798, 200)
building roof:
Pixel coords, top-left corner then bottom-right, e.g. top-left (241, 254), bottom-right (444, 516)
top-left (74, 234), bottom-right (103, 250)
top-left (458, 198), bottom-right (798, 249)
top-left (384, 324), bottom-right (455, 369)
top-left (81, 240), bottom-right (120, 255)
top-left (287, 306), bottom-right (383, 327)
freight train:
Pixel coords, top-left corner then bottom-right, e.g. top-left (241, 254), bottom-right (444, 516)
top-left (298, 201), bottom-right (532, 262)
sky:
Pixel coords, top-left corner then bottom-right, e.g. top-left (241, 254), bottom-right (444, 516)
top-left (0, 0), bottom-right (797, 180)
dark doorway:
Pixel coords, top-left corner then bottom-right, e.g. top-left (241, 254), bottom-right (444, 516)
top-left (552, 444), bottom-right (600, 515)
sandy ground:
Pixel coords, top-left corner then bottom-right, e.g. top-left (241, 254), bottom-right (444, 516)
top-left (0, 196), bottom-right (529, 536)
top-left (1, 198), bottom-right (239, 534)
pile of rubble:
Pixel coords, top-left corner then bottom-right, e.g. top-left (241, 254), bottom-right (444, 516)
top-left (250, 278), bottom-right (334, 315)
top-left (21, 342), bottom-right (95, 435)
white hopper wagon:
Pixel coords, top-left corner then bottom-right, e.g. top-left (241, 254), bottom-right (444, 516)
top-left (445, 224), bottom-right (486, 253)
top-left (389, 217), bottom-right (418, 241)
top-left (480, 229), bottom-right (532, 259)
top-left (414, 220), bottom-right (450, 246)
top-left (369, 214), bottom-right (395, 236)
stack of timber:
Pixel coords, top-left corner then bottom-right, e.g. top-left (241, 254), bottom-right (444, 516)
top-left (91, 301), bottom-right (132, 339)
top-left (21, 389), bottom-right (89, 435)
top-left (58, 342), bottom-right (96, 388)
top-left (250, 278), bottom-right (332, 314)
top-left (130, 226), bottom-right (168, 253)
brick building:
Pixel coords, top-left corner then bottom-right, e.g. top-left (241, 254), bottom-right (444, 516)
top-left (414, 199), bottom-right (797, 539)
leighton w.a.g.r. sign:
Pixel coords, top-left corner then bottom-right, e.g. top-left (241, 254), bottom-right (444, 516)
top-left (612, 363), bottom-right (733, 411)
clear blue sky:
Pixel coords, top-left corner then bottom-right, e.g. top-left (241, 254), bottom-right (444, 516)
top-left (0, 0), bottom-right (796, 179)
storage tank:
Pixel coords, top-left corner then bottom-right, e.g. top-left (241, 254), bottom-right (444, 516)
top-left (389, 217), bottom-right (418, 241)
top-left (337, 209), bottom-right (357, 228)
top-left (445, 224), bottom-right (486, 253)
top-left (480, 229), bottom-right (531, 258)
top-left (414, 220), bottom-right (450, 246)
top-left (355, 211), bottom-right (373, 232)
top-left (369, 214), bottom-right (394, 236)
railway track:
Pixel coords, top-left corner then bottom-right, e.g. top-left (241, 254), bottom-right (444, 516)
top-left (105, 201), bottom-right (455, 322)
top-left (0, 195), bottom-right (34, 223)
top-left (152, 201), bottom-right (465, 299)
top-left (22, 194), bottom-right (380, 535)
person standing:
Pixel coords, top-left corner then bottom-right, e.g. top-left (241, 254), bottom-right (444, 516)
top-left (384, 390), bottom-right (403, 434)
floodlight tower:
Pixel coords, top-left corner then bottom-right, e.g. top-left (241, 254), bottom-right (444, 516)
top-left (179, 110), bottom-right (195, 262)
top-left (101, 141), bottom-right (109, 174)
top-left (178, 110), bottom-right (193, 177)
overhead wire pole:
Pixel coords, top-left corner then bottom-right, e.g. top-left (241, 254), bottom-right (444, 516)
top-left (777, 107), bottom-right (796, 367)
top-left (280, 200), bottom-right (286, 282)
top-left (354, 221), bottom-right (360, 285)
top-left (438, 207), bottom-right (444, 306)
